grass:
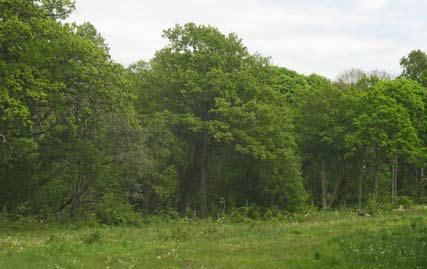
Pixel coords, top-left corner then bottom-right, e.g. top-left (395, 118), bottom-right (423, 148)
top-left (0, 208), bottom-right (426, 269)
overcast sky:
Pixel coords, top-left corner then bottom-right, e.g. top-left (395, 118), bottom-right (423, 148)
top-left (69, 0), bottom-right (427, 79)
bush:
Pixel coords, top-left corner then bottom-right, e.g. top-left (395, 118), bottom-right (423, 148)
top-left (229, 208), bottom-right (249, 223)
top-left (95, 193), bottom-right (141, 225)
top-left (365, 195), bottom-right (393, 214)
top-left (0, 206), bottom-right (8, 225)
top-left (6, 216), bottom-right (42, 230)
top-left (395, 196), bottom-right (414, 209)
top-left (228, 205), bottom-right (284, 222)
top-left (82, 230), bottom-right (102, 244)
top-left (263, 209), bottom-right (274, 220)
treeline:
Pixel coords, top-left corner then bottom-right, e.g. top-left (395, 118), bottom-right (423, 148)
top-left (0, 1), bottom-right (426, 222)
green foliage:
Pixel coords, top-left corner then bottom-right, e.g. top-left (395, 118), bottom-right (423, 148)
top-left (95, 194), bottom-right (140, 226)
top-left (400, 49), bottom-right (427, 87)
top-left (365, 195), bottom-right (392, 214)
top-left (395, 196), bottom-right (414, 209)
top-left (272, 66), bottom-right (308, 103)
top-left (82, 230), bottom-right (102, 244)
top-left (131, 23), bottom-right (306, 215)
top-left (1, 0), bottom-right (427, 227)
top-left (351, 79), bottom-right (421, 159)
top-left (0, 0), bottom-right (135, 219)
top-left (227, 205), bottom-right (286, 222)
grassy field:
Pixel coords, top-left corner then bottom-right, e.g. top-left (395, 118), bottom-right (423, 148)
top-left (0, 209), bottom-right (426, 269)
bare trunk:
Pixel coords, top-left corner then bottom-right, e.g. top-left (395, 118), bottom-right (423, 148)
top-left (358, 160), bottom-right (364, 208)
top-left (69, 174), bottom-right (89, 217)
top-left (144, 190), bottom-right (151, 211)
top-left (178, 167), bottom-right (190, 217)
top-left (327, 157), bottom-right (344, 209)
top-left (391, 156), bottom-right (398, 203)
top-left (391, 164), bottom-right (395, 203)
top-left (421, 167), bottom-right (424, 199)
top-left (374, 165), bottom-right (379, 202)
top-left (320, 160), bottom-right (327, 210)
top-left (328, 174), bottom-right (343, 209)
top-left (394, 158), bottom-right (398, 202)
top-left (199, 134), bottom-right (209, 217)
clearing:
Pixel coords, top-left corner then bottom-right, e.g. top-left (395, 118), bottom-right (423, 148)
top-left (0, 209), bottom-right (426, 269)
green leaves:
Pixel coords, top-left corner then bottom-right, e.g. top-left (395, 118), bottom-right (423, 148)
top-left (2, 1), bottom-right (426, 217)
top-left (0, 0), bottom-right (135, 215)
top-left (351, 79), bottom-right (422, 160)
top-left (131, 23), bottom-right (305, 212)
top-left (400, 50), bottom-right (427, 87)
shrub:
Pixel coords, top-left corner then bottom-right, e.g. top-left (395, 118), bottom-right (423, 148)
top-left (365, 195), bottom-right (393, 214)
top-left (229, 208), bottom-right (248, 223)
top-left (395, 196), bottom-right (414, 209)
top-left (6, 216), bottom-right (42, 230)
top-left (82, 230), bottom-right (102, 244)
top-left (263, 209), bottom-right (274, 220)
top-left (0, 206), bottom-right (8, 225)
top-left (95, 193), bottom-right (141, 225)
top-left (228, 205), bottom-right (279, 222)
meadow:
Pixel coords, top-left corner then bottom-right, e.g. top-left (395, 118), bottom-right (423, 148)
top-left (0, 208), bottom-right (426, 269)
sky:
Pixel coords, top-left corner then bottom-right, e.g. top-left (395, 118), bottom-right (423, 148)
top-left (69, 0), bottom-right (427, 79)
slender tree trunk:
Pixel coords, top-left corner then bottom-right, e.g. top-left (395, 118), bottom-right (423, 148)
top-left (394, 157), bottom-right (398, 202)
top-left (327, 155), bottom-right (344, 209)
top-left (421, 167), bottom-right (424, 199)
top-left (374, 164), bottom-right (379, 202)
top-left (328, 174), bottom-right (343, 209)
top-left (68, 173), bottom-right (90, 218)
top-left (199, 133), bottom-right (209, 217)
top-left (178, 167), bottom-right (190, 217)
top-left (358, 160), bottom-right (364, 208)
top-left (391, 156), bottom-right (398, 203)
top-left (144, 190), bottom-right (151, 211)
top-left (320, 159), bottom-right (327, 210)
top-left (391, 163), bottom-right (395, 204)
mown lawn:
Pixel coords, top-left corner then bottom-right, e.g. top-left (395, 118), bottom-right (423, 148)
top-left (0, 209), bottom-right (426, 269)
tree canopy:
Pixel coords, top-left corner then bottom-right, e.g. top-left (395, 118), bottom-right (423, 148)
top-left (1, 1), bottom-right (426, 221)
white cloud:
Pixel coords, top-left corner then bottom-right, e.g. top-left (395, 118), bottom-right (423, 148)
top-left (357, 0), bottom-right (386, 11)
top-left (68, 0), bottom-right (425, 78)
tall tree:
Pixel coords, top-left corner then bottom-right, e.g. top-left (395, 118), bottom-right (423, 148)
top-left (295, 75), bottom-right (353, 209)
top-left (400, 50), bottom-right (427, 87)
top-left (135, 23), bottom-right (305, 216)
top-left (0, 0), bottom-right (134, 215)
top-left (349, 79), bottom-right (422, 203)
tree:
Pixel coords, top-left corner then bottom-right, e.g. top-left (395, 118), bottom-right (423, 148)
top-left (295, 74), bottom-right (354, 209)
top-left (400, 50), bottom-right (427, 87)
top-left (0, 0), bottom-right (134, 216)
top-left (336, 68), bottom-right (367, 86)
top-left (271, 66), bottom-right (308, 104)
top-left (349, 79), bottom-right (422, 203)
top-left (135, 23), bottom-right (305, 216)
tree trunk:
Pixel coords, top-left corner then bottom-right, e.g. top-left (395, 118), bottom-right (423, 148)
top-left (374, 164), bottom-right (379, 202)
top-left (327, 156), bottom-right (344, 209)
top-left (328, 174), bottom-right (343, 209)
top-left (358, 160), bottom-right (364, 208)
top-left (391, 163), bottom-right (395, 204)
top-left (199, 133), bottom-right (209, 217)
top-left (391, 156), bottom-right (398, 203)
top-left (320, 160), bottom-right (327, 210)
top-left (68, 173), bottom-right (90, 217)
top-left (421, 167), bottom-right (424, 199)
top-left (178, 166), bottom-right (190, 217)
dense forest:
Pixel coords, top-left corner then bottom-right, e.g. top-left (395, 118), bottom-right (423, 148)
top-left (1, 0), bottom-right (426, 224)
